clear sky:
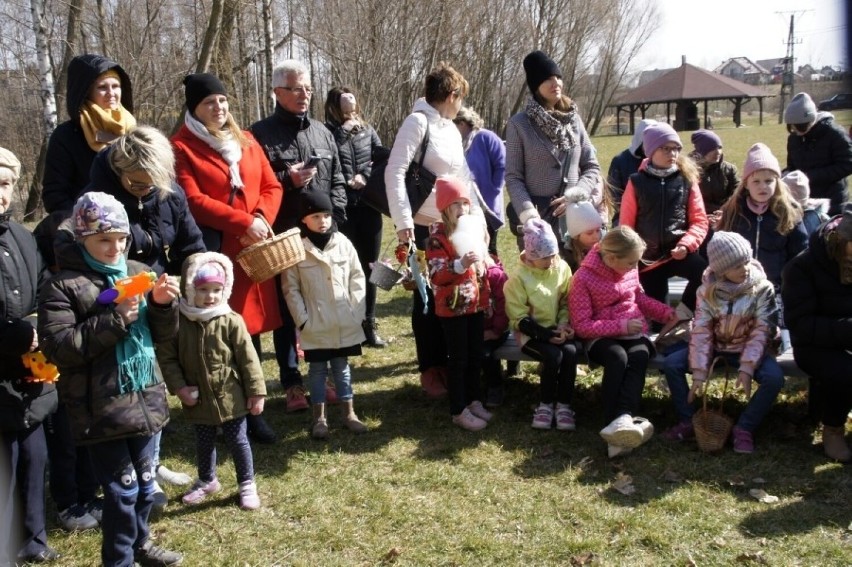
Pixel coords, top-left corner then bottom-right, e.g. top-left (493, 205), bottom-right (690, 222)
top-left (638, 0), bottom-right (848, 72)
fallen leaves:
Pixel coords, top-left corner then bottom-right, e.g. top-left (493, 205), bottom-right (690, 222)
top-left (748, 488), bottom-right (779, 503)
top-left (736, 551), bottom-right (768, 564)
top-left (611, 472), bottom-right (636, 495)
top-left (382, 547), bottom-right (401, 564)
top-left (570, 552), bottom-right (598, 566)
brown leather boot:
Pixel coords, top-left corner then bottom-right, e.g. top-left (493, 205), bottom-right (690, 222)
top-left (822, 425), bottom-right (851, 462)
top-left (311, 404), bottom-right (328, 439)
top-left (341, 400), bottom-right (367, 434)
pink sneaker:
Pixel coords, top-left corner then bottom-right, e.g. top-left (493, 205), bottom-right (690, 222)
top-left (555, 404), bottom-right (576, 431)
top-left (285, 386), bottom-right (309, 412)
top-left (452, 408), bottom-right (487, 431)
top-left (182, 478), bottom-right (222, 505)
top-left (467, 401), bottom-right (493, 422)
top-left (732, 426), bottom-right (754, 454)
top-left (531, 404), bottom-right (554, 430)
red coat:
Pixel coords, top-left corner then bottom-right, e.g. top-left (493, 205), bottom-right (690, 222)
top-left (172, 124), bottom-right (284, 334)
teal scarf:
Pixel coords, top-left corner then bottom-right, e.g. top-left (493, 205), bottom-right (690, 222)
top-left (81, 248), bottom-right (157, 394)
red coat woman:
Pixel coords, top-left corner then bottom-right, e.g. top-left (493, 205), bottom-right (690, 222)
top-left (172, 74), bottom-right (283, 334)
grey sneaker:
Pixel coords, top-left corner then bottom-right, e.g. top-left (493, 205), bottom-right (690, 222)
top-left (152, 481), bottom-right (168, 510)
top-left (134, 540), bottom-right (183, 566)
top-left (84, 497), bottom-right (104, 523)
top-left (57, 504), bottom-right (98, 531)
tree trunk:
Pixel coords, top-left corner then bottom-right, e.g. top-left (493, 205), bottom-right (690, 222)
top-left (27, 0), bottom-right (57, 218)
top-left (196, 0), bottom-right (224, 73)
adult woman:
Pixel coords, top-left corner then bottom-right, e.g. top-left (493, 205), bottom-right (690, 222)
top-left (453, 106), bottom-right (506, 256)
top-left (171, 73), bottom-right (283, 442)
top-left (85, 126), bottom-right (206, 276)
top-left (384, 62), bottom-right (474, 397)
top-left (505, 51), bottom-right (602, 250)
top-left (325, 87), bottom-right (386, 347)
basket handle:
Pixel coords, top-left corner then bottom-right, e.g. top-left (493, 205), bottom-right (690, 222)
top-left (255, 214), bottom-right (274, 237)
top-left (699, 355), bottom-right (732, 415)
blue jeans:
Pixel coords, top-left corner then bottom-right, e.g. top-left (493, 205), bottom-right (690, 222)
top-left (663, 348), bottom-right (784, 431)
top-left (88, 435), bottom-right (156, 567)
top-left (307, 358), bottom-right (353, 404)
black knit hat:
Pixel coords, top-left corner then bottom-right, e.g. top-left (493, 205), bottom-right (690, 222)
top-left (183, 73), bottom-right (227, 114)
top-left (298, 189), bottom-right (333, 220)
top-left (523, 50), bottom-right (561, 94)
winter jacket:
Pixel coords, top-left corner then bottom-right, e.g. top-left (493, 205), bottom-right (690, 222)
top-left (0, 217), bottom-right (57, 431)
top-left (465, 128), bottom-right (506, 220)
top-left (250, 105), bottom-right (348, 231)
top-left (426, 222), bottom-right (489, 318)
top-left (171, 124), bottom-right (283, 335)
top-left (384, 99), bottom-right (478, 231)
top-left (689, 260), bottom-right (777, 380)
top-left (326, 121), bottom-right (382, 207)
top-left (722, 195), bottom-right (808, 289)
top-left (483, 260), bottom-right (509, 336)
top-left (38, 225), bottom-right (177, 445)
top-left (689, 151), bottom-right (739, 214)
top-left (504, 254), bottom-right (571, 346)
top-left (153, 252), bottom-right (266, 426)
top-left (786, 113), bottom-right (852, 215)
top-left (620, 160), bottom-right (708, 263)
top-left (86, 148), bottom-right (206, 276)
top-left (607, 120), bottom-right (655, 225)
top-left (801, 199), bottom-right (830, 237)
top-left (782, 215), bottom-right (852, 351)
top-left (282, 232), bottom-right (366, 351)
top-left (42, 54), bottom-right (134, 214)
top-left (569, 244), bottom-right (674, 341)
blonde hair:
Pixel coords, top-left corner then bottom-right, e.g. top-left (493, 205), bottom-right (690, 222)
top-left (599, 225), bottom-right (646, 258)
top-left (718, 173), bottom-right (803, 235)
top-left (676, 153), bottom-right (700, 186)
top-left (109, 125), bottom-right (175, 200)
top-left (202, 112), bottom-right (249, 148)
top-left (453, 106), bottom-right (484, 130)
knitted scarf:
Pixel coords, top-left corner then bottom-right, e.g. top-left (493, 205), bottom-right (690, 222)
top-left (178, 298), bottom-right (232, 323)
top-left (645, 162), bottom-right (679, 179)
top-left (79, 101), bottom-right (137, 152)
top-left (185, 111), bottom-right (244, 189)
top-left (81, 249), bottom-right (156, 394)
top-left (525, 96), bottom-right (577, 150)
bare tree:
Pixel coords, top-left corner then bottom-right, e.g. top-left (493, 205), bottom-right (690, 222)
top-left (27, 0), bottom-right (56, 217)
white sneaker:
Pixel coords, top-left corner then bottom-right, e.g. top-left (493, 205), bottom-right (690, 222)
top-left (156, 464), bottom-right (192, 486)
top-left (452, 408), bottom-right (487, 431)
top-left (607, 444), bottom-right (633, 458)
top-left (467, 401), bottom-right (493, 422)
top-left (599, 414), bottom-right (644, 448)
top-left (633, 417), bottom-right (654, 445)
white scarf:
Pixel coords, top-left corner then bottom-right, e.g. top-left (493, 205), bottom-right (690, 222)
top-left (185, 111), bottom-right (244, 189)
top-left (178, 297), bottom-right (232, 323)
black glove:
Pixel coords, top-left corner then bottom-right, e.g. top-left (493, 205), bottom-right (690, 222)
top-left (518, 316), bottom-right (556, 342)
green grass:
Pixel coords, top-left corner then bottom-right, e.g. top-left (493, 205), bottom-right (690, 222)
top-left (45, 118), bottom-right (852, 566)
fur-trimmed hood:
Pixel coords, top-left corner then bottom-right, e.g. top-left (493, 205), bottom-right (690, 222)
top-left (180, 251), bottom-right (234, 306)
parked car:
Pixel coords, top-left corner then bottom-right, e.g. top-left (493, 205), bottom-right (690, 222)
top-left (817, 93), bottom-right (852, 111)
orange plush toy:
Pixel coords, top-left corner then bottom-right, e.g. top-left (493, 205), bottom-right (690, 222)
top-left (21, 351), bottom-right (60, 383)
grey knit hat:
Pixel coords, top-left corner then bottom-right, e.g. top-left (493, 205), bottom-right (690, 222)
top-left (707, 231), bottom-right (752, 276)
top-left (784, 92), bottom-right (817, 125)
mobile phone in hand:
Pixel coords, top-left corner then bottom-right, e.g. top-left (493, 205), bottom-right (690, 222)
top-left (305, 155), bottom-right (323, 168)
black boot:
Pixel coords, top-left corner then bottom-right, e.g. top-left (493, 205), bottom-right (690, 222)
top-left (246, 414), bottom-right (277, 444)
top-left (362, 318), bottom-right (387, 348)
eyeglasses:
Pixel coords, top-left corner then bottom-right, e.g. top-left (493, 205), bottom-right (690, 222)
top-left (787, 122), bottom-right (810, 134)
top-left (659, 145), bottom-right (682, 154)
top-left (276, 86), bottom-right (313, 95)
top-left (125, 178), bottom-right (155, 193)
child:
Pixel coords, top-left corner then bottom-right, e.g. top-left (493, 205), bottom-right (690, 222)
top-left (0, 147), bottom-right (60, 565)
top-left (426, 176), bottom-right (492, 431)
top-left (781, 170), bottom-right (830, 238)
top-left (282, 190), bottom-right (368, 439)
top-left (153, 252), bottom-right (266, 509)
top-left (662, 232), bottom-right (783, 453)
top-left (718, 143), bottom-right (808, 353)
top-left (569, 226), bottom-right (676, 457)
top-left (505, 219), bottom-right (578, 430)
top-left (38, 192), bottom-right (183, 567)
top-left (619, 123), bottom-right (708, 314)
top-left (563, 188), bottom-right (605, 272)
top-left (482, 253), bottom-right (509, 407)
top-left (688, 129), bottom-right (739, 218)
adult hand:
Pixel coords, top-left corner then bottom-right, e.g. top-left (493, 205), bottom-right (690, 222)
top-left (30, 329), bottom-right (38, 352)
top-left (350, 174), bottom-right (366, 190)
top-left (626, 318), bottom-right (644, 334)
top-left (397, 228), bottom-right (414, 244)
top-left (549, 196), bottom-right (568, 218)
top-left (115, 296), bottom-right (140, 325)
top-left (736, 371), bottom-right (753, 397)
top-left (151, 274), bottom-right (180, 305)
top-left (671, 245), bottom-right (688, 260)
top-left (247, 396), bottom-right (265, 415)
top-left (244, 217), bottom-right (272, 244)
top-left (177, 386), bottom-right (199, 407)
top-left (288, 162), bottom-right (317, 189)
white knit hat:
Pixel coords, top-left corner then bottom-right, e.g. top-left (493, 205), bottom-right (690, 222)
top-left (565, 201), bottom-right (602, 237)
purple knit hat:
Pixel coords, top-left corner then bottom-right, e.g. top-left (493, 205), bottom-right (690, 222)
top-left (523, 218), bottom-right (559, 260)
top-left (742, 143), bottom-right (781, 181)
top-left (642, 123), bottom-right (681, 158)
top-left (691, 130), bottom-right (722, 156)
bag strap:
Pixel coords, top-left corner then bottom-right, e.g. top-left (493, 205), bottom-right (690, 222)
top-left (413, 110), bottom-right (430, 172)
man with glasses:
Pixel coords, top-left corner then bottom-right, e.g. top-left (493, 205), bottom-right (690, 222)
top-left (250, 59), bottom-right (348, 417)
top-left (784, 92), bottom-right (852, 216)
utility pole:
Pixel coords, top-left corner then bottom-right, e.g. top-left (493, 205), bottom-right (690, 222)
top-left (776, 10), bottom-right (809, 123)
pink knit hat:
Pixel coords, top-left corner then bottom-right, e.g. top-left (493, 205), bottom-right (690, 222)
top-left (741, 143), bottom-right (781, 181)
top-left (435, 176), bottom-right (470, 212)
top-left (523, 218), bottom-right (559, 260)
top-left (781, 170), bottom-right (809, 204)
top-left (193, 261), bottom-right (226, 287)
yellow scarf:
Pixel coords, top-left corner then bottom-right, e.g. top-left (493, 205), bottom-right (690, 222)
top-left (79, 100), bottom-right (137, 152)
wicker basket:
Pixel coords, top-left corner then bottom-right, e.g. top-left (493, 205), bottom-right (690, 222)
top-left (236, 227), bottom-right (305, 283)
top-left (692, 356), bottom-right (735, 453)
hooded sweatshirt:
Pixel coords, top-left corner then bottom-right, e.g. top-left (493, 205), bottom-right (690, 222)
top-left (607, 119), bottom-right (657, 224)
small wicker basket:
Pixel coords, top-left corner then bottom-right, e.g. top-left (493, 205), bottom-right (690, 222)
top-left (236, 227), bottom-right (305, 283)
top-left (692, 356), bottom-right (735, 453)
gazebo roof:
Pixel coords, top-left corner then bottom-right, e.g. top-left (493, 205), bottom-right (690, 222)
top-left (616, 63), bottom-right (773, 106)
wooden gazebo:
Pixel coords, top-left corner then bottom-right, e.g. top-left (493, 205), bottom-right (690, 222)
top-left (611, 62), bottom-right (774, 134)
